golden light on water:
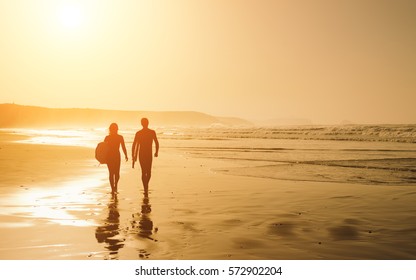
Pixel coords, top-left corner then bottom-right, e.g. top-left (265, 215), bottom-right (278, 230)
top-left (12, 129), bottom-right (101, 148)
top-left (0, 177), bottom-right (107, 227)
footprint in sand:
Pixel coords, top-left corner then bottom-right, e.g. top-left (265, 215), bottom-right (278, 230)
top-left (328, 225), bottom-right (360, 240)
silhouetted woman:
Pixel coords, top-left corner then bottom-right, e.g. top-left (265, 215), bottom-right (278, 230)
top-left (105, 123), bottom-right (128, 194)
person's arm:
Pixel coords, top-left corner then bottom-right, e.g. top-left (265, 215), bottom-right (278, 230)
top-left (153, 131), bottom-right (159, 157)
top-left (121, 136), bottom-right (128, 162)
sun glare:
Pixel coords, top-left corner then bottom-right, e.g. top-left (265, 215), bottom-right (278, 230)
top-left (58, 4), bottom-right (83, 28)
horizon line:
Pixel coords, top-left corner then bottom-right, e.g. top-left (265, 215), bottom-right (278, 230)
top-left (2, 102), bottom-right (415, 126)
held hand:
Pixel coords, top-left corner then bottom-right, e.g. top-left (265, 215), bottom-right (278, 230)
top-left (154, 152), bottom-right (158, 158)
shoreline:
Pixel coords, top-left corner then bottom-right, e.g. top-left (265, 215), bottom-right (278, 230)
top-left (0, 132), bottom-right (416, 259)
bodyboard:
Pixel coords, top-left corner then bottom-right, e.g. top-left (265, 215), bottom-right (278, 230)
top-left (95, 142), bottom-right (108, 164)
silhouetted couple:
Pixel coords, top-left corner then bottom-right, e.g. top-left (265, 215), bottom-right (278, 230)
top-left (104, 118), bottom-right (159, 196)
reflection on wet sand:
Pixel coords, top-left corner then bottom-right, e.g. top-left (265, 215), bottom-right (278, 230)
top-left (95, 194), bottom-right (124, 259)
top-left (94, 193), bottom-right (158, 259)
top-left (130, 195), bottom-right (156, 259)
top-left (130, 196), bottom-right (154, 239)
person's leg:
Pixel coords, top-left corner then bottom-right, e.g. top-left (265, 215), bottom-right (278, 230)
top-left (145, 169), bottom-right (152, 186)
top-left (108, 161), bottom-right (118, 193)
top-left (145, 156), bottom-right (153, 187)
top-left (107, 164), bottom-right (114, 192)
top-left (114, 156), bottom-right (121, 192)
top-left (139, 155), bottom-right (152, 194)
top-left (115, 173), bottom-right (120, 190)
top-left (142, 172), bottom-right (148, 193)
top-left (139, 159), bottom-right (151, 194)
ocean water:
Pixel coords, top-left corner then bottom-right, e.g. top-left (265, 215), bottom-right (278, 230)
top-left (3, 124), bottom-right (416, 186)
top-left (159, 124), bottom-right (416, 186)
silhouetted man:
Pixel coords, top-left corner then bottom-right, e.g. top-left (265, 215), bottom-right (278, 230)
top-left (132, 118), bottom-right (159, 195)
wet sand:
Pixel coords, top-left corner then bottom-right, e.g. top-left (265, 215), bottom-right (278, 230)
top-left (0, 134), bottom-right (416, 259)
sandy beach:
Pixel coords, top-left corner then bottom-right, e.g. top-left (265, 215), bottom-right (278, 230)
top-left (1, 129), bottom-right (415, 260)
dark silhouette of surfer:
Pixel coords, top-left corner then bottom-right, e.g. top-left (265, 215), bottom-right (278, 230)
top-left (104, 123), bottom-right (128, 194)
top-left (132, 118), bottom-right (159, 195)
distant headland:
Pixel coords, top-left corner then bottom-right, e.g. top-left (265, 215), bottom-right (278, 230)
top-left (0, 103), bottom-right (252, 128)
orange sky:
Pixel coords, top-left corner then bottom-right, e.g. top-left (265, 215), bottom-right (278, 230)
top-left (1, 0), bottom-right (415, 124)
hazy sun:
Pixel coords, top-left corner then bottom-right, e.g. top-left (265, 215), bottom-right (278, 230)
top-left (58, 4), bottom-right (83, 28)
